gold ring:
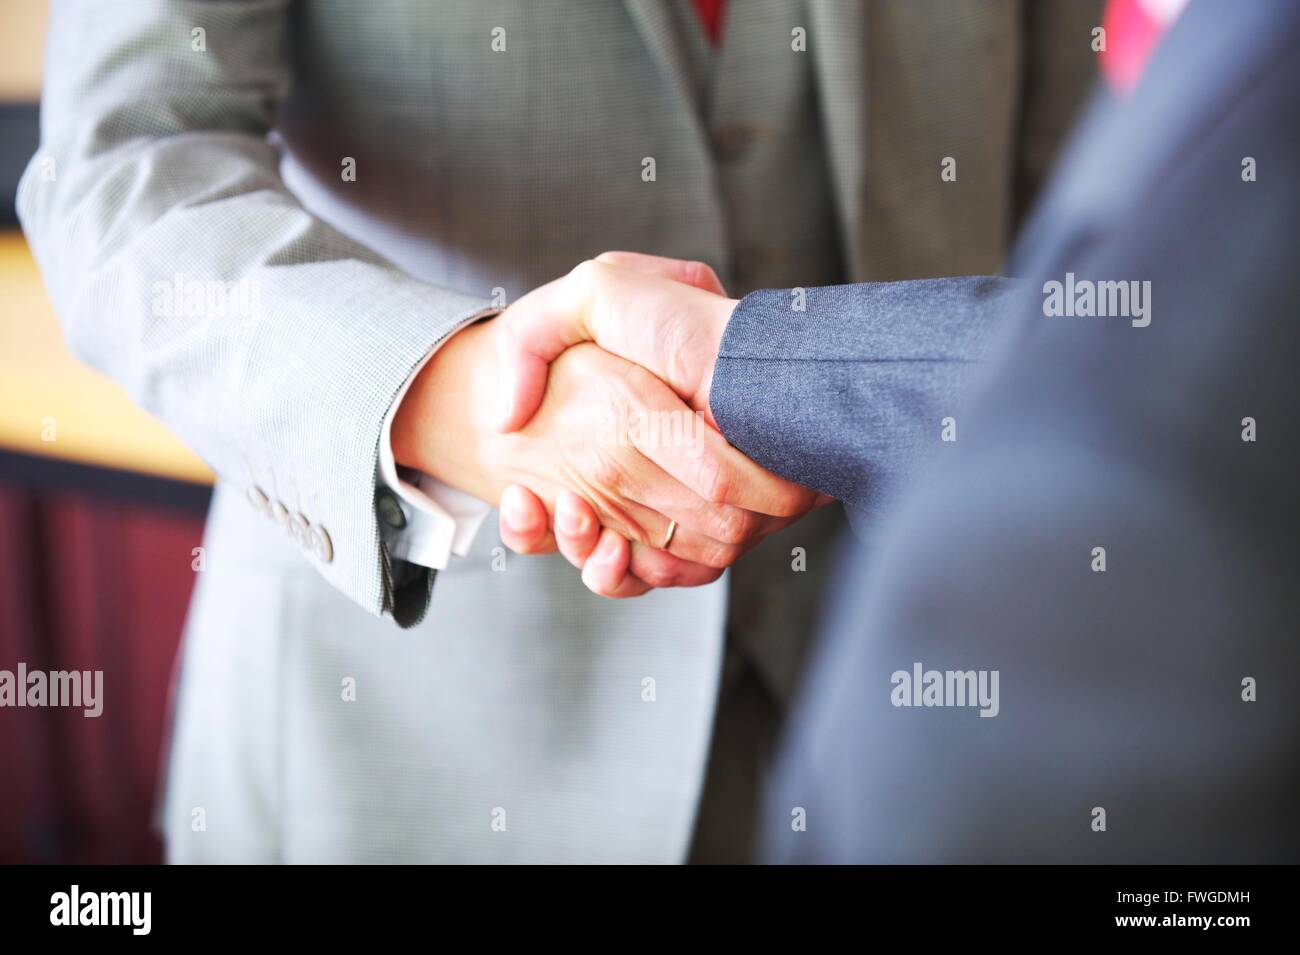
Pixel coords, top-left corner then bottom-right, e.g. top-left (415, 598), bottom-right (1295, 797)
top-left (662, 520), bottom-right (678, 550)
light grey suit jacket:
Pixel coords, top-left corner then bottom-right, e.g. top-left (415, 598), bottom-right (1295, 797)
top-left (18, 1), bottom-right (1096, 861)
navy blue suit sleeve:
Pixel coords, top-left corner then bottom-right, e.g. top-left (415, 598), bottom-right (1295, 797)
top-left (709, 277), bottom-right (1023, 524)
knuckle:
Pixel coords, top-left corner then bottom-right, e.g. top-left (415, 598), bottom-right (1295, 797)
top-left (631, 546), bottom-right (678, 588)
top-left (708, 505), bottom-right (754, 545)
top-left (775, 484), bottom-right (816, 517)
top-left (568, 257), bottom-right (610, 289)
top-left (695, 455), bottom-right (734, 505)
top-left (690, 565), bottom-right (726, 586)
top-left (639, 563), bottom-right (679, 589)
top-left (699, 539), bottom-right (744, 570)
top-left (600, 502), bottom-right (650, 548)
top-left (688, 260), bottom-right (718, 288)
top-left (568, 258), bottom-right (597, 283)
top-left (584, 452), bottom-right (625, 494)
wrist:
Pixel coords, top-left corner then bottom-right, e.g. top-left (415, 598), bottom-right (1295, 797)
top-left (694, 296), bottom-right (738, 426)
top-left (391, 319), bottom-right (502, 500)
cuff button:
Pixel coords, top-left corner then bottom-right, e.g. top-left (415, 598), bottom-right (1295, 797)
top-left (312, 525), bottom-right (334, 563)
top-left (375, 487), bottom-right (407, 530)
top-left (246, 485), bottom-right (270, 516)
top-left (270, 499), bottom-right (290, 528)
top-left (291, 512), bottom-right (312, 548)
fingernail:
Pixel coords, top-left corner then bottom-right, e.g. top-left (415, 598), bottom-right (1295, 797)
top-left (557, 504), bottom-right (588, 536)
top-left (592, 533), bottom-right (620, 565)
top-left (500, 487), bottom-right (533, 532)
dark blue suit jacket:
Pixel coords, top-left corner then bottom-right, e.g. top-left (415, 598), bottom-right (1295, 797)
top-left (710, 0), bottom-right (1300, 862)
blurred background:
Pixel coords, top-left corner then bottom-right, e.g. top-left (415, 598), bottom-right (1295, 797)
top-left (0, 0), bottom-right (211, 863)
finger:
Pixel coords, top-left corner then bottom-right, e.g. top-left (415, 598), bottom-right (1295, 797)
top-left (498, 484), bottom-right (555, 555)
top-left (588, 454), bottom-right (745, 557)
top-left (553, 489), bottom-right (602, 569)
top-left (580, 528), bottom-right (647, 598)
top-left (592, 251), bottom-right (728, 296)
top-left (652, 423), bottom-right (816, 518)
top-left (503, 485), bottom-right (653, 596)
top-left (621, 365), bottom-right (818, 518)
top-left (553, 488), bottom-right (724, 588)
top-left (628, 541), bottom-right (726, 589)
top-left (614, 492), bottom-right (787, 570)
top-left (662, 510), bottom-right (802, 568)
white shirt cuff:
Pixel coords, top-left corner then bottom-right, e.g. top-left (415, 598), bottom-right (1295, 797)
top-left (377, 314), bottom-right (496, 569)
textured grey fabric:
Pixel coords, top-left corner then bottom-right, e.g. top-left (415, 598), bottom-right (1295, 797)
top-left (713, 277), bottom-right (1023, 526)
top-left (17, 0), bottom-right (1097, 861)
top-left (19, 0), bottom-right (495, 623)
top-left (708, 0), bottom-right (1300, 861)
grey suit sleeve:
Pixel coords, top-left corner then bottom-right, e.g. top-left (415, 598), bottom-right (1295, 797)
top-left (709, 277), bottom-right (1024, 523)
top-left (17, 0), bottom-right (490, 626)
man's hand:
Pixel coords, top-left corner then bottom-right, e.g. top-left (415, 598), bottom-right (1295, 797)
top-left (392, 315), bottom-right (815, 595)
top-left (485, 251), bottom-right (830, 596)
top-left (495, 251), bottom-right (738, 432)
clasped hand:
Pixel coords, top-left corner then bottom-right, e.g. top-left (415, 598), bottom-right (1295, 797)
top-left (391, 252), bottom-right (820, 597)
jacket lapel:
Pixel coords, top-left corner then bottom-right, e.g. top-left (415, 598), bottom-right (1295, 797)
top-left (623, 0), bottom-right (708, 122)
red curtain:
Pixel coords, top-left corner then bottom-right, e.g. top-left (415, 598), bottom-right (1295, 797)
top-left (0, 481), bottom-right (204, 863)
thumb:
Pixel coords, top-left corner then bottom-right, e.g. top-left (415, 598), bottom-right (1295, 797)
top-left (495, 254), bottom-right (726, 433)
top-left (495, 341), bottom-right (553, 434)
top-left (493, 274), bottom-right (592, 432)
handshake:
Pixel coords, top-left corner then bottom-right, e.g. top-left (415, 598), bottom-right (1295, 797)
top-left (391, 252), bottom-right (825, 597)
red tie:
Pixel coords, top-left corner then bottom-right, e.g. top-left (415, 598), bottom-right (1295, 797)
top-left (1099, 0), bottom-right (1186, 94)
top-left (694, 0), bottom-right (726, 45)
